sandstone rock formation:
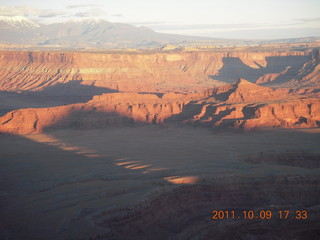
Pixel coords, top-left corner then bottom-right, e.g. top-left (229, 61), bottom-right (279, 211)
top-left (209, 78), bottom-right (284, 103)
top-left (170, 79), bottom-right (320, 130)
top-left (232, 98), bottom-right (320, 130)
top-left (1, 79), bottom-right (319, 134)
top-left (0, 92), bottom-right (198, 134)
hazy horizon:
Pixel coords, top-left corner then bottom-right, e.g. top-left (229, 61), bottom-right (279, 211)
top-left (0, 0), bottom-right (319, 40)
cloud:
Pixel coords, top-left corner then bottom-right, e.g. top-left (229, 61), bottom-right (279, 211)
top-left (0, 6), bottom-right (21, 16)
top-left (295, 17), bottom-right (320, 23)
top-left (143, 23), bottom-right (259, 31)
top-left (143, 19), bottom-right (320, 35)
top-left (0, 6), bottom-right (65, 19)
top-left (74, 8), bottom-right (108, 18)
top-left (66, 4), bottom-right (100, 9)
top-left (130, 21), bottom-right (168, 26)
top-left (38, 13), bottom-right (64, 18)
top-left (0, 5), bottom-right (121, 23)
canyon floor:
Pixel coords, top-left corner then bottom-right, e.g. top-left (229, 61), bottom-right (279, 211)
top-left (1, 126), bottom-right (320, 240)
top-left (0, 46), bottom-right (320, 239)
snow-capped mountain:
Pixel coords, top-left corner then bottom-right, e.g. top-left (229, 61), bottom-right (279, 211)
top-left (0, 16), bottom-right (40, 29)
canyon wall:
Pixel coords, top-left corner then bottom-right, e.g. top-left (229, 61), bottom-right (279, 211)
top-left (257, 48), bottom-right (320, 88)
top-left (0, 50), bottom-right (315, 93)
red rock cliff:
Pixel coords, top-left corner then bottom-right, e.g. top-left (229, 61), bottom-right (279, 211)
top-left (0, 50), bottom-right (311, 93)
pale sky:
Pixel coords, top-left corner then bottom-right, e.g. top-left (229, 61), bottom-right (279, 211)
top-left (0, 0), bottom-right (319, 39)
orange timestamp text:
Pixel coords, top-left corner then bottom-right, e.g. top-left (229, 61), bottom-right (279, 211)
top-left (212, 210), bottom-right (308, 220)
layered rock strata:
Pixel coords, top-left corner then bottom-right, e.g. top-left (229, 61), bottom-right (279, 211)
top-left (0, 49), bottom-right (316, 93)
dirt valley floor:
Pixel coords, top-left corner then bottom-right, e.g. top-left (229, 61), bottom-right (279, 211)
top-left (1, 126), bottom-right (320, 240)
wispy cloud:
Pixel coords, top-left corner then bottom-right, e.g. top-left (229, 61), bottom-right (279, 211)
top-left (66, 4), bottom-right (101, 9)
top-left (74, 8), bottom-right (108, 18)
top-left (139, 19), bottom-right (320, 34)
top-left (295, 17), bottom-right (320, 23)
top-left (146, 23), bottom-right (258, 31)
top-left (131, 21), bottom-right (168, 26)
top-left (0, 6), bottom-right (65, 18)
top-left (0, 5), bottom-right (123, 23)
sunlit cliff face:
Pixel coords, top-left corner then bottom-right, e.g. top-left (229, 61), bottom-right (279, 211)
top-left (0, 49), bottom-right (318, 93)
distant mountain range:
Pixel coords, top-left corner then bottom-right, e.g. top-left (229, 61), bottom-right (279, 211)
top-left (0, 16), bottom-right (211, 49)
top-left (0, 16), bottom-right (319, 49)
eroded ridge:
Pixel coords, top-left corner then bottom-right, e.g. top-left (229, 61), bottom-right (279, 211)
top-left (1, 79), bottom-right (319, 134)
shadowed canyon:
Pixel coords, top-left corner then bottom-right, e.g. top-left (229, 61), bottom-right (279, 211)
top-left (1, 46), bottom-right (320, 240)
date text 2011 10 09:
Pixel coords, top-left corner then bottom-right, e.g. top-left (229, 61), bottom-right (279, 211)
top-left (212, 210), bottom-right (308, 220)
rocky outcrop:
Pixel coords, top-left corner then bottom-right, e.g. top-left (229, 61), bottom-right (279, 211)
top-left (184, 98), bottom-right (320, 130)
top-left (233, 98), bottom-right (320, 130)
top-left (173, 79), bottom-right (320, 130)
top-left (0, 50), bottom-right (313, 93)
top-left (256, 67), bottom-right (290, 84)
top-left (210, 78), bottom-right (284, 103)
top-left (0, 79), bottom-right (319, 134)
top-left (0, 92), bottom-right (198, 134)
